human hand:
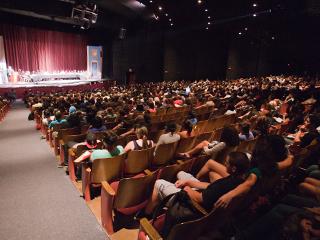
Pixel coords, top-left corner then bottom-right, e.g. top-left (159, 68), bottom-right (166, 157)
top-left (214, 193), bottom-right (233, 208)
top-left (175, 179), bottom-right (189, 188)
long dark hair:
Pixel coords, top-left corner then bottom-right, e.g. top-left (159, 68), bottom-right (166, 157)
top-left (220, 126), bottom-right (240, 147)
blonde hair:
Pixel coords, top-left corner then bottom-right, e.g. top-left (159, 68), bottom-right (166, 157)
top-left (136, 126), bottom-right (149, 149)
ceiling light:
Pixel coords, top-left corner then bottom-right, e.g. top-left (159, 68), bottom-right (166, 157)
top-left (253, 3), bottom-right (257, 7)
top-left (238, 32), bottom-right (242, 35)
top-left (158, 6), bottom-right (163, 11)
top-left (165, 13), bottom-right (168, 16)
top-left (245, 27), bottom-right (248, 31)
top-left (208, 16), bottom-right (211, 19)
top-left (205, 9), bottom-right (208, 12)
top-left (198, 0), bottom-right (202, 4)
top-left (208, 22), bottom-right (211, 25)
top-left (253, 13), bottom-right (257, 17)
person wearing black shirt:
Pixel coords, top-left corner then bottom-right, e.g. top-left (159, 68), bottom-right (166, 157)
top-left (145, 152), bottom-right (250, 214)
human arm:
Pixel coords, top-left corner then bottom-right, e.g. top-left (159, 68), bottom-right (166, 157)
top-left (203, 142), bottom-right (226, 157)
top-left (214, 173), bottom-right (257, 208)
top-left (277, 154), bottom-right (294, 170)
top-left (175, 179), bottom-right (210, 190)
top-left (184, 186), bottom-right (203, 204)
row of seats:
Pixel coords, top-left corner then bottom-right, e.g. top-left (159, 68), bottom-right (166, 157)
top-left (33, 108), bottom-right (261, 238)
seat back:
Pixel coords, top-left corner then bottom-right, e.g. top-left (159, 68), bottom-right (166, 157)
top-left (91, 153), bottom-right (127, 183)
top-left (175, 136), bottom-right (196, 153)
top-left (159, 160), bottom-right (193, 182)
top-left (236, 138), bottom-right (257, 154)
top-left (62, 133), bottom-right (87, 144)
top-left (125, 146), bottom-right (156, 175)
top-left (193, 120), bottom-right (207, 135)
top-left (153, 141), bottom-right (178, 166)
top-left (114, 171), bottom-right (158, 209)
top-left (193, 132), bottom-right (213, 146)
top-left (211, 128), bottom-right (224, 141)
top-left (215, 146), bottom-right (237, 164)
top-left (95, 131), bottom-right (106, 140)
top-left (59, 127), bottom-right (81, 140)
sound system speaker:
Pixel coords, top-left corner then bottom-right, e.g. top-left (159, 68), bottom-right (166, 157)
top-left (119, 28), bottom-right (127, 40)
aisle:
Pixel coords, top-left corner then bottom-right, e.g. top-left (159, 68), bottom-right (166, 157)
top-left (0, 101), bottom-right (107, 240)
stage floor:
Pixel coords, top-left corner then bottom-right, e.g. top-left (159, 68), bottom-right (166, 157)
top-left (0, 78), bottom-right (109, 88)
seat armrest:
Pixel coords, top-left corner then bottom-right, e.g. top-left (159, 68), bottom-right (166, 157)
top-left (144, 169), bottom-right (153, 175)
top-left (139, 218), bottom-right (163, 240)
top-left (101, 181), bottom-right (116, 196)
top-left (191, 200), bottom-right (208, 216)
top-left (82, 165), bottom-right (92, 201)
top-left (101, 180), bottom-right (116, 235)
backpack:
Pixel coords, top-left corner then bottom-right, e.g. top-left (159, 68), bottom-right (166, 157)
top-left (28, 112), bottom-right (35, 121)
top-left (152, 190), bottom-right (204, 238)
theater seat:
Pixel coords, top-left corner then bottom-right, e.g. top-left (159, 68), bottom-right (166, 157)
top-left (82, 153), bottom-right (127, 201)
top-left (124, 146), bottom-right (155, 177)
top-left (152, 142), bottom-right (178, 168)
top-left (101, 171), bottom-right (158, 234)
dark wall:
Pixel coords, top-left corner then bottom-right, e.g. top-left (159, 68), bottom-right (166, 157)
top-left (112, 29), bottom-right (164, 84)
top-left (111, 28), bottom-right (229, 83)
top-left (163, 30), bottom-right (229, 81)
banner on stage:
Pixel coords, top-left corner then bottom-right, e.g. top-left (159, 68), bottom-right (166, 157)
top-left (0, 36), bottom-right (8, 84)
top-left (87, 46), bottom-right (103, 80)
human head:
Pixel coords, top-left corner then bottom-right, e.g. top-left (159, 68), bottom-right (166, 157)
top-left (55, 111), bottom-right (62, 120)
top-left (92, 116), bottom-right (103, 129)
top-left (136, 126), bottom-right (148, 139)
top-left (226, 152), bottom-right (250, 176)
top-left (69, 105), bottom-right (76, 115)
top-left (102, 131), bottom-right (119, 149)
top-left (282, 212), bottom-right (315, 240)
top-left (165, 122), bottom-right (177, 134)
top-left (220, 126), bottom-right (240, 147)
top-left (86, 132), bottom-right (98, 149)
top-left (182, 120), bottom-right (193, 134)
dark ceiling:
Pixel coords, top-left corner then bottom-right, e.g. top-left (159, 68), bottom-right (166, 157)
top-left (0, 0), bottom-right (315, 37)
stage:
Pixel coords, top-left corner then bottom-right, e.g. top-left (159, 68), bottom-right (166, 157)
top-left (0, 78), bottom-right (113, 98)
top-left (0, 78), bottom-right (110, 88)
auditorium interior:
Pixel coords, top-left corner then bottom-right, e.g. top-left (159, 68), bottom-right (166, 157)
top-left (0, 1), bottom-right (320, 240)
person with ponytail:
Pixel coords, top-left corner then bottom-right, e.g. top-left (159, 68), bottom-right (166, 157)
top-left (178, 120), bottom-right (196, 138)
top-left (124, 126), bottom-right (154, 152)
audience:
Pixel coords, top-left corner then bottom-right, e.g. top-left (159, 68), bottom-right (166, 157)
top-left (26, 75), bottom-right (320, 239)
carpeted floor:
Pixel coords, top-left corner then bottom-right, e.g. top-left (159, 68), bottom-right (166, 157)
top-left (0, 101), bottom-right (107, 240)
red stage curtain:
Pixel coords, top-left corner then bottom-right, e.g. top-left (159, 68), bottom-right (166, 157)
top-left (0, 24), bottom-right (88, 72)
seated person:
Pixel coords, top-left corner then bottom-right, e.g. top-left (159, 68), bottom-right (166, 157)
top-left (124, 126), bottom-right (154, 152)
top-left (214, 135), bottom-right (294, 209)
top-left (64, 132), bottom-right (99, 166)
top-left (179, 126), bottom-right (239, 159)
top-left (156, 122), bottom-right (181, 152)
top-left (238, 122), bottom-right (254, 141)
top-left (299, 177), bottom-right (320, 200)
top-left (48, 111), bottom-right (67, 129)
top-left (88, 116), bottom-right (107, 133)
top-left (144, 151), bottom-right (250, 215)
top-left (178, 120), bottom-right (196, 139)
top-left (90, 131), bottom-right (124, 162)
